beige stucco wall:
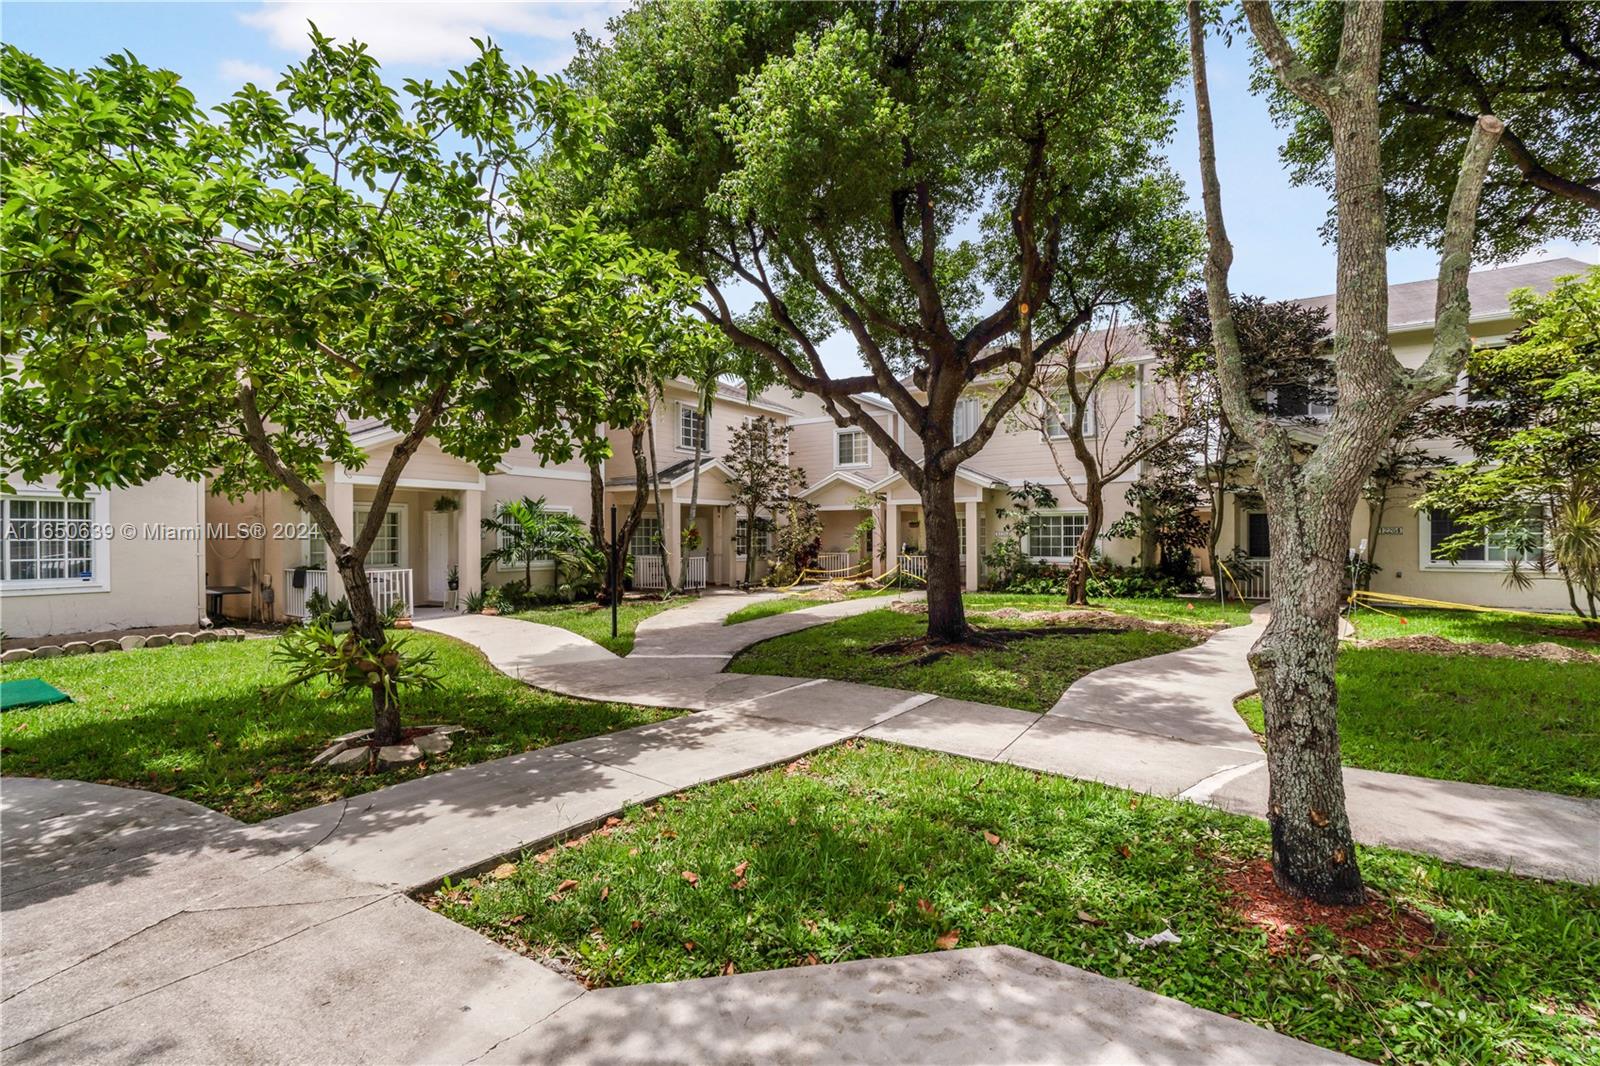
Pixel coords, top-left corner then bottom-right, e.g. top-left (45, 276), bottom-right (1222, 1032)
top-left (3, 476), bottom-right (205, 639)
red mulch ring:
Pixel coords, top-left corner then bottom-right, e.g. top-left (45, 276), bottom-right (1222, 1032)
top-left (1221, 858), bottom-right (1438, 960)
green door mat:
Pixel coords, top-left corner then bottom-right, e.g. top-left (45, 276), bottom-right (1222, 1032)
top-left (0, 679), bottom-right (73, 711)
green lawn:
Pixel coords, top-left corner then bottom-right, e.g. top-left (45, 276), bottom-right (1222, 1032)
top-left (510, 597), bottom-right (689, 655)
top-left (0, 633), bottom-right (679, 822)
top-left (723, 587), bottom-right (896, 626)
top-left (433, 742), bottom-right (1599, 1065)
top-left (964, 593), bottom-right (1255, 627)
top-left (1236, 648), bottom-right (1600, 797)
top-left (726, 609), bottom-right (1194, 713)
top-left (1348, 606), bottom-right (1600, 649)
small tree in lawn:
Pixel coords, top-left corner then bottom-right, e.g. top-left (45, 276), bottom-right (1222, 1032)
top-left (0, 39), bottom-right (689, 746)
top-left (1007, 317), bottom-right (1197, 604)
top-left (1144, 288), bottom-right (1334, 597)
top-left (1419, 267), bottom-right (1600, 623)
top-left (573, 0), bottom-right (1198, 643)
top-left (1189, 0), bottom-right (1502, 901)
top-left (1108, 435), bottom-right (1209, 578)
top-left (724, 417), bottom-right (796, 587)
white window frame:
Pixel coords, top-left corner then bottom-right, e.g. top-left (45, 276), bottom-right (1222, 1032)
top-left (496, 504), bottom-right (575, 572)
top-left (1024, 510), bottom-right (1088, 563)
top-left (835, 427), bottom-right (872, 469)
top-left (734, 516), bottom-right (771, 559)
top-left (632, 515), bottom-right (664, 558)
top-left (1420, 508), bottom-right (1546, 572)
top-left (1044, 391), bottom-right (1095, 439)
top-left (953, 397), bottom-right (983, 445)
top-left (677, 401), bottom-right (709, 452)
top-left (1, 488), bottom-right (112, 595)
top-left (356, 505), bottom-right (408, 569)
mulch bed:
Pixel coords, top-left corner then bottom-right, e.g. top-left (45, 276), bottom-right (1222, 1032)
top-left (1348, 634), bottom-right (1600, 664)
top-left (1220, 857), bottom-right (1438, 961)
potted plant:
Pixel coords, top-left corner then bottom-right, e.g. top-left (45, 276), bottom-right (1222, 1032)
top-left (433, 495), bottom-right (460, 513)
top-left (682, 526), bottom-right (702, 551)
top-left (446, 564), bottom-right (460, 591)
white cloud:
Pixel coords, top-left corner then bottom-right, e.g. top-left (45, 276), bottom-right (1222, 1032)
top-left (237, 2), bottom-right (618, 66)
top-left (1510, 241), bottom-right (1600, 267)
top-left (218, 58), bottom-right (280, 85)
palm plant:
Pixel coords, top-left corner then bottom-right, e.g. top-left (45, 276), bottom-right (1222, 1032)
top-left (480, 497), bottom-right (590, 590)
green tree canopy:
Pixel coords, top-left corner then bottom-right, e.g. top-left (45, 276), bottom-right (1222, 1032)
top-left (1, 35), bottom-right (697, 741)
top-left (1266, 1), bottom-right (1600, 259)
top-left (570, 0), bottom-right (1198, 640)
top-left (1421, 267), bottom-right (1600, 619)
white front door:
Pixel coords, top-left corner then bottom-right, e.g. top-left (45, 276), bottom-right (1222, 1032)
top-left (425, 511), bottom-right (452, 603)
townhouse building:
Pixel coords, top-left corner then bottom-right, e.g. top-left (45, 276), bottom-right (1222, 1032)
top-left (1, 258), bottom-right (1584, 637)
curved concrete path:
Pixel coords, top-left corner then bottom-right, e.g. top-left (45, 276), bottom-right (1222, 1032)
top-left (4, 591), bottom-right (1593, 1064)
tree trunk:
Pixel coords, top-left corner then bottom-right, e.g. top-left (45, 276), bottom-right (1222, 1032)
top-left (683, 437), bottom-right (703, 587)
top-left (742, 506), bottom-right (756, 587)
top-left (920, 471), bottom-right (967, 642)
top-left (1066, 492), bottom-right (1105, 606)
top-left (1361, 489), bottom-right (1389, 591)
top-left (1252, 480), bottom-right (1365, 904)
top-left (646, 406), bottom-right (674, 594)
top-left (337, 556), bottom-right (403, 745)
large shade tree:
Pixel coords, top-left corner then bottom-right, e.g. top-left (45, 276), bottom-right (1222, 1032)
top-left (1, 37), bottom-right (693, 744)
top-left (570, 0), bottom-right (1197, 642)
top-left (1189, 0), bottom-right (1501, 902)
top-left (1268, 0), bottom-right (1599, 259)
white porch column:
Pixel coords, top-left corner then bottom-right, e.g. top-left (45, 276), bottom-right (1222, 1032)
top-left (884, 501), bottom-right (900, 574)
top-left (457, 488), bottom-right (482, 602)
top-left (324, 476), bottom-right (355, 601)
top-left (661, 495), bottom-right (680, 588)
top-left (964, 498), bottom-right (980, 590)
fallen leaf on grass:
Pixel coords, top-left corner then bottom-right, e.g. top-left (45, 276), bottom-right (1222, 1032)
top-left (556, 879), bottom-right (579, 893)
top-left (1076, 910), bottom-right (1105, 926)
top-left (731, 878), bottom-right (748, 891)
top-left (683, 941), bottom-right (695, 952)
top-left (803, 919), bottom-right (818, 933)
top-left (1118, 844), bottom-right (1133, 859)
top-left (916, 898), bottom-right (935, 915)
top-left (803, 953), bottom-right (820, 966)
top-left (491, 863), bottom-right (518, 880)
top-left (731, 860), bottom-right (749, 878)
top-left (681, 870), bottom-right (699, 886)
top-left (534, 849), bottom-right (556, 864)
top-left (605, 816), bottom-right (622, 827)
top-left (935, 930), bottom-right (961, 950)
top-left (600, 886), bottom-right (610, 902)
top-left (983, 831), bottom-right (1001, 846)
top-left (722, 961), bottom-right (737, 976)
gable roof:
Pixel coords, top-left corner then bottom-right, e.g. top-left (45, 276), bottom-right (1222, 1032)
top-left (605, 457), bottom-right (735, 490)
top-left (866, 464), bottom-right (1010, 494)
top-left (799, 470), bottom-right (875, 499)
top-left (1295, 256), bottom-right (1588, 333)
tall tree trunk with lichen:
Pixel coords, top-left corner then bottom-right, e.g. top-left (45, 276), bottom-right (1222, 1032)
top-left (1190, 0), bottom-right (1501, 902)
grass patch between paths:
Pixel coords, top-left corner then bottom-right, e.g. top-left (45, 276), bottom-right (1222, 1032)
top-left (723, 587), bottom-right (895, 626)
top-left (0, 633), bottom-right (680, 821)
top-left (1347, 606), bottom-right (1599, 649)
top-left (963, 592), bottom-right (1255, 626)
top-left (727, 608), bottom-right (1195, 713)
top-left (1235, 647), bottom-right (1600, 798)
top-left (433, 741), bottom-right (1599, 1065)
top-left (510, 597), bottom-right (688, 655)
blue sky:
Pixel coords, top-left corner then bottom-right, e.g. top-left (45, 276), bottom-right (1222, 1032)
top-left (6, 1), bottom-right (1594, 376)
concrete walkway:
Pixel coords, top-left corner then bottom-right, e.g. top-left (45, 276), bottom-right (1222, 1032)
top-left (4, 590), bottom-right (1593, 1064)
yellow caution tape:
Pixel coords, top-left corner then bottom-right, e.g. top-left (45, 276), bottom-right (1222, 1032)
top-left (1346, 588), bottom-right (1569, 622)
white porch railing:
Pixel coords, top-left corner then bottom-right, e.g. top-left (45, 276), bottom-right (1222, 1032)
top-left (1231, 558), bottom-right (1271, 600)
top-left (282, 568), bottom-right (413, 620)
top-left (633, 554), bottom-right (666, 590)
top-left (897, 554), bottom-right (929, 580)
top-left (683, 555), bottom-right (707, 590)
top-left (816, 551), bottom-right (857, 575)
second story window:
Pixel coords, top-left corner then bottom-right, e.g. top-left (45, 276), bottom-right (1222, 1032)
top-left (678, 402), bottom-right (708, 451)
top-left (1269, 383), bottom-right (1333, 420)
top-left (836, 427), bottom-right (870, 467)
top-left (1044, 391), bottom-right (1095, 439)
top-left (953, 397), bottom-right (982, 444)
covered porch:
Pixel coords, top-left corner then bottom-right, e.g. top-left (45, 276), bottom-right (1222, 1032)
top-left (606, 459), bottom-right (746, 590)
top-left (870, 467), bottom-right (1007, 589)
top-left (277, 438), bottom-right (485, 620)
